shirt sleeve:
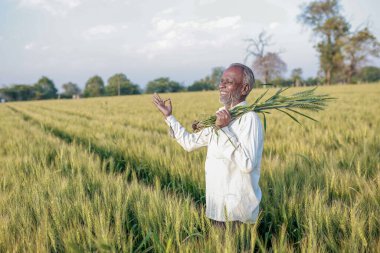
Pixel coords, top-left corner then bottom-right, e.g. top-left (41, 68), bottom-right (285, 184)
top-left (217, 112), bottom-right (264, 173)
top-left (165, 115), bottom-right (211, 152)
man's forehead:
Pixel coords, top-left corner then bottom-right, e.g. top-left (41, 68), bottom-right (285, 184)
top-left (223, 66), bottom-right (243, 78)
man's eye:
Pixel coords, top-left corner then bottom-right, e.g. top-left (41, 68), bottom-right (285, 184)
top-left (220, 79), bottom-right (233, 85)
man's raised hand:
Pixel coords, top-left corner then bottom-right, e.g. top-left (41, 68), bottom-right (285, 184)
top-left (152, 93), bottom-right (172, 117)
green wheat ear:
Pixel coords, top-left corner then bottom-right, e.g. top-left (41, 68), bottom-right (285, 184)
top-left (192, 87), bottom-right (336, 132)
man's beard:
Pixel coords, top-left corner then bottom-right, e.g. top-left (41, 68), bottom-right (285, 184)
top-left (219, 90), bottom-right (241, 107)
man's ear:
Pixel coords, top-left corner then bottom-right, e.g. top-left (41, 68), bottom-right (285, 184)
top-left (241, 83), bottom-right (249, 95)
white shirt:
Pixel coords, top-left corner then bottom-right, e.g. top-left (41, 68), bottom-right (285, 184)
top-left (165, 101), bottom-right (264, 223)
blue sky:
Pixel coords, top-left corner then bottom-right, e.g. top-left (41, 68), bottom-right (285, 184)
top-left (1, 0), bottom-right (379, 90)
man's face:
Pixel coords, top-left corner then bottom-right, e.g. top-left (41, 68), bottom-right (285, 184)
top-left (219, 67), bottom-right (244, 106)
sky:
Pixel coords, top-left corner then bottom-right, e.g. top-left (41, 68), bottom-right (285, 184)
top-left (1, 0), bottom-right (379, 91)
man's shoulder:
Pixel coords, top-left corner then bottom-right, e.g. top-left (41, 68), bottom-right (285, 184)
top-left (240, 111), bottom-right (260, 122)
top-left (236, 111), bottom-right (263, 133)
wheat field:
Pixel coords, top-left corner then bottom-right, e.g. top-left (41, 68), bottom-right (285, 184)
top-left (0, 84), bottom-right (379, 252)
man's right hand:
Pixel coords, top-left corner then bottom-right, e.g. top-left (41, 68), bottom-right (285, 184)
top-left (152, 93), bottom-right (172, 117)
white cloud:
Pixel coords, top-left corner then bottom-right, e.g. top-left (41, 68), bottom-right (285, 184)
top-left (196, 0), bottom-right (217, 6)
top-left (160, 7), bottom-right (175, 15)
top-left (41, 45), bottom-right (51, 50)
top-left (154, 19), bottom-right (175, 32)
top-left (18, 0), bottom-right (82, 16)
top-left (269, 22), bottom-right (279, 30)
top-left (24, 42), bottom-right (35, 50)
top-left (82, 25), bottom-right (118, 40)
top-left (23, 42), bottom-right (51, 51)
top-left (152, 16), bottom-right (241, 32)
top-left (138, 16), bottom-right (242, 59)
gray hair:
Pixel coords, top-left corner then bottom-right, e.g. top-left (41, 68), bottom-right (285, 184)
top-left (229, 63), bottom-right (255, 92)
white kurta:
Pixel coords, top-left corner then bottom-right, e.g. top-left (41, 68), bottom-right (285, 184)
top-left (165, 101), bottom-right (264, 223)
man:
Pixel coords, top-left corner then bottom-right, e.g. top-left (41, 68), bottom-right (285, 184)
top-left (152, 63), bottom-right (264, 224)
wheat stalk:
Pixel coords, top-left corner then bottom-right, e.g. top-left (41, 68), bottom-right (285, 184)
top-left (192, 87), bottom-right (335, 132)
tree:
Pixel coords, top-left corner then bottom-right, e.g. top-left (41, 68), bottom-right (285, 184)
top-left (343, 27), bottom-right (380, 83)
top-left (210, 67), bottom-right (225, 88)
top-left (34, 76), bottom-right (58, 99)
top-left (145, 77), bottom-right (184, 93)
top-left (0, 84), bottom-right (35, 101)
top-left (252, 52), bottom-right (287, 84)
top-left (106, 73), bottom-right (140, 96)
top-left (188, 66), bottom-right (225, 91)
top-left (357, 66), bottom-right (380, 83)
top-left (298, 0), bottom-right (350, 84)
top-left (61, 82), bottom-right (81, 98)
top-left (245, 31), bottom-right (272, 60)
top-left (271, 77), bottom-right (293, 87)
top-left (245, 31), bottom-right (287, 83)
top-left (291, 68), bottom-right (303, 86)
top-left (83, 75), bottom-right (105, 97)
top-left (304, 76), bottom-right (321, 86)
top-left (188, 77), bottom-right (215, 91)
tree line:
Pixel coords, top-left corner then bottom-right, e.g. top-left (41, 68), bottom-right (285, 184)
top-left (2, 64), bottom-right (379, 103)
top-left (0, 68), bottom-right (225, 102)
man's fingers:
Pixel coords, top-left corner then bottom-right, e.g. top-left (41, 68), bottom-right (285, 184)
top-left (220, 111), bottom-right (227, 119)
top-left (153, 96), bottom-right (163, 105)
top-left (153, 93), bottom-right (163, 102)
top-left (155, 93), bottom-right (163, 101)
top-left (153, 94), bottom-right (161, 101)
top-left (221, 110), bottom-right (231, 119)
top-left (152, 100), bottom-right (163, 109)
top-left (152, 100), bottom-right (160, 108)
top-left (153, 93), bottom-right (170, 105)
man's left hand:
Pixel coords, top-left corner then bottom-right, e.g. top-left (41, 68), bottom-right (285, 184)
top-left (215, 109), bottom-right (231, 129)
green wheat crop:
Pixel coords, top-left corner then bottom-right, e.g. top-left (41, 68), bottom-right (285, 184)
top-left (0, 84), bottom-right (379, 252)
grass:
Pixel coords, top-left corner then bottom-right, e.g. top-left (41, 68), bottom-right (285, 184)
top-left (0, 83), bottom-right (379, 252)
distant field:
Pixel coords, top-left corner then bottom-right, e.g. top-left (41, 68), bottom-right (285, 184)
top-left (0, 84), bottom-right (379, 252)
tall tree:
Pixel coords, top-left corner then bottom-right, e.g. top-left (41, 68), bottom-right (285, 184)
top-left (145, 77), bottom-right (184, 94)
top-left (343, 27), bottom-right (380, 83)
top-left (62, 82), bottom-right (81, 98)
top-left (83, 75), bottom-right (105, 97)
top-left (291, 68), bottom-right (304, 86)
top-left (106, 73), bottom-right (140, 96)
top-left (245, 31), bottom-right (287, 84)
top-left (34, 76), bottom-right (58, 99)
top-left (210, 67), bottom-right (225, 88)
top-left (298, 0), bottom-right (350, 84)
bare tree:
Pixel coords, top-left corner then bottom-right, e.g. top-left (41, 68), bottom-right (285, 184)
top-left (245, 31), bottom-right (287, 84)
top-left (244, 31), bottom-right (272, 60)
top-left (253, 53), bottom-right (287, 84)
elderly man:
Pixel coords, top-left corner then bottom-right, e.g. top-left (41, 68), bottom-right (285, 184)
top-left (152, 63), bottom-right (264, 224)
